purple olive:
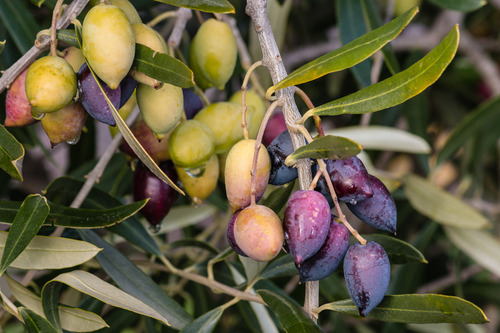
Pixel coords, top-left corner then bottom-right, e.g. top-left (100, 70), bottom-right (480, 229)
top-left (344, 241), bottom-right (390, 317)
top-left (226, 210), bottom-right (247, 256)
top-left (346, 174), bottom-right (397, 234)
top-left (183, 88), bottom-right (204, 119)
top-left (298, 216), bottom-right (350, 282)
top-left (132, 160), bottom-right (179, 231)
top-left (284, 190), bottom-right (331, 265)
top-left (267, 130), bottom-right (299, 185)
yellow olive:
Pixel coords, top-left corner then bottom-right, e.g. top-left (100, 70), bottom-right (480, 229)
top-left (229, 89), bottom-right (267, 139)
top-left (61, 46), bottom-right (86, 72)
top-left (25, 55), bottom-right (77, 115)
top-left (82, 3), bottom-right (135, 89)
top-left (110, 0), bottom-right (142, 24)
top-left (189, 34), bottom-right (215, 90)
top-left (136, 82), bottom-right (183, 140)
top-left (176, 154), bottom-right (219, 205)
top-left (191, 19), bottom-right (237, 90)
top-left (130, 23), bottom-right (167, 88)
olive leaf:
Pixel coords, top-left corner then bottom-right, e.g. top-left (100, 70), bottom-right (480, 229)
top-left (0, 125), bottom-right (25, 182)
top-left (154, 0), bottom-right (235, 13)
top-left (427, 0), bottom-right (485, 12)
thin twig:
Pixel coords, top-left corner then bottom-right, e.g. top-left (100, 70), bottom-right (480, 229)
top-left (167, 8), bottom-right (192, 49)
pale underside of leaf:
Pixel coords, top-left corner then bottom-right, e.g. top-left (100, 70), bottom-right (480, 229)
top-left (5, 275), bottom-right (108, 332)
top-left (0, 232), bottom-right (101, 270)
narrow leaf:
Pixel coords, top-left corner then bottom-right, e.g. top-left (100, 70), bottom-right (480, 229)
top-left (0, 231), bottom-right (100, 270)
top-left (154, 0), bottom-right (235, 13)
top-left (437, 96), bottom-right (500, 165)
top-left (0, 195), bottom-right (49, 275)
top-left (44, 176), bottom-right (161, 256)
top-left (427, 0), bottom-right (485, 12)
top-left (41, 282), bottom-right (62, 332)
top-left (0, 0), bottom-right (39, 53)
top-left (317, 294), bottom-right (488, 324)
top-left (325, 126), bottom-right (431, 154)
top-left (41, 271), bottom-right (171, 327)
top-left (257, 289), bottom-right (321, 333)
top-left (403, 174), bottom-right (491, 229)
top-left (155, 204), bottom-right (217, 234)
top-left (259, 181), bottom-right (295, 216)
top-left (6, 275), bottom-right (108, 332)
top-left (0, 200), bottom-right (147, 229)
top-left (301, 26), bottom-right (459, 121)
top-left (56, 29), bottom-right (79, 48)
top-left (444, 226), bottom-right (500, 277)
top-left (357, 234), bottom-right (427, 264)
top-left (179, 306), bottom-right (224, 333)
top-left (78, 230), bottom-right (192, 330)
top-left (285, 135), bottom-right (362, 166)
top-left (19, 307), bottom-right (58, 333)
top-left (0, 125), bottom-right (25, 181)
top-left (269, 7), bottom-right (417, 94)
top-left (259, 255), bottom-right (297, 279)
top-left (134, 44), bottom-right (194, 88)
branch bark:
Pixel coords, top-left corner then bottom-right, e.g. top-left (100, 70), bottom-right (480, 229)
top-left (245, 0), bottom-right (318, 320)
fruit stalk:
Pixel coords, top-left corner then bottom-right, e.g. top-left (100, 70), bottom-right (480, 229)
top-left (246, 0), bottom-right (317, 320)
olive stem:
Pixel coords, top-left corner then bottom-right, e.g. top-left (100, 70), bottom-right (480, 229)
top-left (294, 87), bottom-right (325, 137)
top-left (147, 10), bottom-right (178, 28)
top-left (250, 100), bottom-right (280, 205)
top-left (167, 7), bottom-right (192, 49)
top-left (240, 60), bottom-right (264, 140)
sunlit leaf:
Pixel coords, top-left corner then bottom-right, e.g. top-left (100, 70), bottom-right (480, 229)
top-left (0, 125), bottom-right (25, 181)
top-left (0, 232), bottom-right (100, 270)
top-left (437, 96), bottom-right (500, 165)
top-left (179, 306), bottom-right (224, 333)
top-left (154, 0), bottom-right (234, 13)
top-left (324, 126), bottom-right (431, 154)
top-left (6, 275), bottom-right (108, 332)
top-left (427, 0), bottom-right (485, 12)
top-left (403, 174), bottom-right (491, 229)
top-left (357, 234), bottom-right (427, 264)
top-left (41, 270), bottom-right (170, 330)
top-left (285, 135), bottom-right (362, 166)
top-left (134, 44), bottom-right (194, 88)
top-left (0, 195), bottom-right (49, 275)
top-left (317, 294), bottom-right (488, 324)
top-left (301, 26), bottom-right (459, 121)
top-left (19, 307), bottom-right (58, 333)
top-left (0, 200), bottom-right (147, 229)
top-left (78, 230), bottom-right (192, 330)
top-left (258, 289), bottom-right (321, 333)
top-left (444, 226), bottom-right (500, 277)
top-left (268, 7), bottom-right (417, 94)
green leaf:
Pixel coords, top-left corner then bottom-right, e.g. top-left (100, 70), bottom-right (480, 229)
top-left (154, 0), bottom-right (235, 13)
top-left (41, 270), bottom-right (173, 330)
top-left (6, 275), bottom-right (108, 332)
top-left (0, 195), bottom-right (49, 275)
top-left (325, 126), bottom-right (431, 154)
top-left (259, 255), bottom-right (296, 279)
top-left (427, 0), bottom-right (485, 12)
top-left (134, 44), bottom-right (194, 88)
top-left (259, 181), bottom-right (295, 216)
top-left (357, 234), bottom-right (427, 264)
top-left (19, 307), bottom-right (58, 333)
top-left (0, 199), bottom-right (147, 228)
top-left (257, 289), bottom-right (321, 333)
top-left (403, 174), bottom-right (491, 229)
top-left (154, 204), bottom-right (218, 234)
top-left (0, 0), bottom-right (39, 53)
top-left (317, 294), bottom-right (489, 324)
top-left (285, 135), bottom-right (362, 166)
top-left (240, 256), bottom-right (268, 284)
top-left (268, 7), bottom-right (417, 94)
top-left (78, 230), bottom-right (192, 330)
top-left (0, 125), bottom-right (25, 181)
top-left (437, 96), bottom-right (500, 165)
top-left (0, 231), bottom-right (100, 270)
top-left (56, 29), bottom-right (79, 48)
top-left (179, 306), bottom-right (224, 333)
top-left (444, 226), bottom-right (500, 277)
top-left (301, 26), bottom-right (459, 121)
top-left (44, 176), bottom-right (161, 256)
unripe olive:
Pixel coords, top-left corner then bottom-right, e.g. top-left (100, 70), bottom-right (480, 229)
top-left (136, 82), bottom-right (183, 140)
top-left (168, 119), bottom-right (215, 170)
top-left (191, 19), bottom-right (237, 89)
top-left (130, 23), bottom-right (167, 88)
top-left (194, 102), bottom-right (252, 154)
top-left (225, 139), bottom-right (271, 212)
top-left (110, 0), bottom-right (142, 24)
top-left (82, 3), bottom-right (135, 89)
top-left (61, 46), bottom-right (86, 72)
top-left (233, 204), bottom-right (284, 262)
top-left (176, 154), bottom-right (219, 205)
top-left (229, 90), bottom-right (267, 139)
top-left (189, 36), bottom-right (214, 90)
top-left (41, 102), bottom-right (88, 147)
top-left (25, 55), bottom-right (77, 116)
